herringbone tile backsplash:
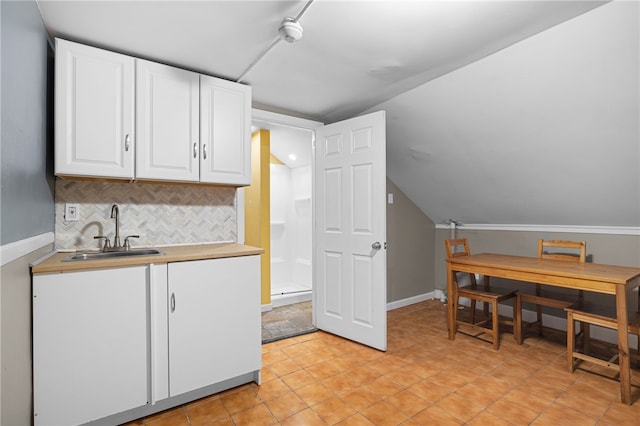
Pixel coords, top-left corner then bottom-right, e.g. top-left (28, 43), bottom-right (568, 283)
top-left (55, 180), bottom-right (237, 250)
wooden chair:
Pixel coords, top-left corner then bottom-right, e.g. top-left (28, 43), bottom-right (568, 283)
top-left (565, 292), bottom-right (640, 373)
top-left (445, 238), bottom-right (518, 350)
top-left (514, 239), bottom-right (586, 344)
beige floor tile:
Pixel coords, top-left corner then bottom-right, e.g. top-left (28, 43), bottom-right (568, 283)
top-left (322, 372), bottom-right (360, 395)
top-left (333, 413), bottom-right (376, 426)
top-left (220, 388), bottom-right (262, 414)
top-left (186, 398), bottom-right (230, 426)
top-left (408, 405), bottom-right (463, 425)
top-left (487, 397), bottom-right (539, 426)
top-left (340, 386), bottom-right (384, 411)
top-left (281, 407), bottom-right (327, 426)
top-left (385, 390), bottom-right (429, 417)
top-left (360, 400), bottom-right (409, 426)
top-left (312, 396), bottom-right (357, 424)
top-left (280, 369), bottom-right (316, 390)
top-left (269, 358), bottom-right (302, 377)
top-left (530, 402), bottom-right (597, 426)
top-left (256, 377), bottom-right (292, 401)
top-left (466, 410), bottom-right (514, 426)
top-left (407, 379), bottom-right (453, 403)
top-left (295, 382), bottom-right (334, 406)
top-left (263, 391), bottom-right (308, 421)
top-left (436, 393), bottom-right (485, 423)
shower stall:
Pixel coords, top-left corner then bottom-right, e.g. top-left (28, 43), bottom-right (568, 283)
top-left (270, 163), bottom-right (312, 307)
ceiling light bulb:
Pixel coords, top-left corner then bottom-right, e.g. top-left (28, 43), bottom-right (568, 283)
top-left (278, 18), bottom-right (303, 43)
top-left (288, 153), bottom-right (297, 161)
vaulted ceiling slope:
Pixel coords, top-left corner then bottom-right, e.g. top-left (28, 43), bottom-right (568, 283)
top-left (372, 0), bottom-right (639, 227)
top-left (36, 1), bottom-right (639, 228)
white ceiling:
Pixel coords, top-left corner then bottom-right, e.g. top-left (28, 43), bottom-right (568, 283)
top-left (36, 1), bottom-right (639, 228)
top-left (36, 0), bottom-right (604, 123)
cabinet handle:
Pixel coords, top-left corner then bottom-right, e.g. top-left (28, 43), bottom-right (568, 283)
top-left (193, 143), bottom-right (197, 159)
top-left (202, 144), bottom-right (207, 160)
top-left (125, 134), bottom-right (130, 151)
top-left (170, 293), bottom-right (175, 313)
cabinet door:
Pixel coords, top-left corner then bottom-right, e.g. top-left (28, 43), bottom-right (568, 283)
top-left (200, 75), bottom-right (251, 185)
top-left (167, 256), bottom-right (261, 396)
top-left (55, 38), bottom-right (134, 179)
top-left (33, 266), bottom-right (148, 426)
top-left (136, 59), bottom-right (200, 182)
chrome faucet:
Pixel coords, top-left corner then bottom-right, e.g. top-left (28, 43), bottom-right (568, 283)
top-left (93, 204), bottom-right (140, 251)
top-left (110, 204), bottom-right (121, 249)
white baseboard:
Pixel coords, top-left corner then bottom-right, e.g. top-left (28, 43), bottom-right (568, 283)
top-left (387, 292), bottom-right (435, 311)
top-left (1, 232), bottom-right (54, 267)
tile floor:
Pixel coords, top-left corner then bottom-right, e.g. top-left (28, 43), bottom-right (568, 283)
top-left (124, 300), bottom-right (640, 425)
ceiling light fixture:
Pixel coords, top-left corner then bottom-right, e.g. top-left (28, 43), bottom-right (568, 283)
top-left (278, 17), bottom-right (303, 43)
top-left (236, 0), bottom-right (314, 83)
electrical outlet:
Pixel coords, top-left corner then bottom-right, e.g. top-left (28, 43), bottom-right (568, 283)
top-left (65, 203), bottom-right (80, 222)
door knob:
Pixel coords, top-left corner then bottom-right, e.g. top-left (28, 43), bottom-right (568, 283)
top-left (371, 242), bottom-right (382, 250)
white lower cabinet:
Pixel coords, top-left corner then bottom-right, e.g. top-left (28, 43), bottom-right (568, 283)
top-left (167, 255), bottom-right (261, 396)
top-left (33, 255), bottom-right (261, 425)
top-left (33, 266), bottom-right (148, 426)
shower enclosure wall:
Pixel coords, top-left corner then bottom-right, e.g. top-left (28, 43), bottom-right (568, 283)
top-left (270, 164), bottom-right (312, 307)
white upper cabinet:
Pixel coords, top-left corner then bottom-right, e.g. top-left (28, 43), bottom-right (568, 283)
top-left (55, 38), bottom-right (135, 179)
top-left (54, 38), bottom-right (252, 186)
top-left (136, 59), bottom-right (200, 182)
top-left (200, 75), bottom-right (251, 185)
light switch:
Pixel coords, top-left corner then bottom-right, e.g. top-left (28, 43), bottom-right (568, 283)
top-left (388, 193), bottom-right (394, 204)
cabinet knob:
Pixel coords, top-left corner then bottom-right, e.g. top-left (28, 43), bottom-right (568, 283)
top-left (125, 134), bottom-right (130, 152)
top-left (202, 144), bottom-right (207, 160)
top-left (193, 143), bottom-right (197, 159)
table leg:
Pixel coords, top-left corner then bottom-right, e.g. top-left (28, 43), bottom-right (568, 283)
top-left (616, 286), bottom-right (631, 405)
top-left (447, 265), bottom-right (456, 340)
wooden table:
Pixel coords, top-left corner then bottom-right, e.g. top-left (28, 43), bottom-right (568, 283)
top-left (446, 253), bottom-right (640, 405)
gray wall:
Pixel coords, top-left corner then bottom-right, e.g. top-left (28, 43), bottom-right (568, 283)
top-left (1, 0), bottom-right (55, 246)
top-left (386, 178), bottom-right (435, 302)
top-left (1, 1), bottom-right (55, 424)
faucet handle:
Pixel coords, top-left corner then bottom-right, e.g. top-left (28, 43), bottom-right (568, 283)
top-left (94, 236), bottom-right (111, 251)
top-left (123, 235), bottom-right (140, 250)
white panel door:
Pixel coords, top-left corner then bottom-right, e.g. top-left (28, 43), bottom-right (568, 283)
top-left (200, 75), bottom-right (251, 185)
top-left (55, 38), bottom-right (134, 179)
top-left (314, 111), bottom-right (387, 351)
top-left (167, 256), bottom-right (261, 396)
top-left (136, 59), bottom-right (200, 181)
top-left (33, 266), bottom-right (148, 426)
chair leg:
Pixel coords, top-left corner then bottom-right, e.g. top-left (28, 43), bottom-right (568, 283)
top-left (567, 311), bottom-right (575, 372)
top-left (583, 322), bottom-right (590, 356)
top-left (492, 300), bottom-right (500, 350)
top-left (515, 295), bottom-right (522, 344)
top-left (536, 304), bottom-right (543, 336)
top-left (470, 299), bottom-right (477, 324)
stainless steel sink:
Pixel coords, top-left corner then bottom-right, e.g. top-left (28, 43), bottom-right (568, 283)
top-left (63, 248), bottom-right (164, 262)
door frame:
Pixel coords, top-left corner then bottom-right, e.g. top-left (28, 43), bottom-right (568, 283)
top-left (242, 109), bottom-right (323, 312)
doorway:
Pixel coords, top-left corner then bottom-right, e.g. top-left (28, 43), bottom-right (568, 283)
top-left (251, 110), bottom-right (321, 312)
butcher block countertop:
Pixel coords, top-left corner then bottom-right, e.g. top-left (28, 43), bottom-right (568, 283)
top-left (31, 243), bottom-right (264, 274)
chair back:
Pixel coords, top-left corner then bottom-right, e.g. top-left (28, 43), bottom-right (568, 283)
top-left (537, 239), bottom-right (586, 263)
top-left (445, 238), bottom-right (471, 259)
top-left (445, 238), bottom-right (477, 285)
